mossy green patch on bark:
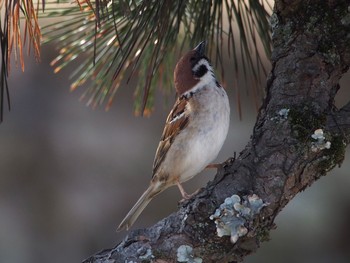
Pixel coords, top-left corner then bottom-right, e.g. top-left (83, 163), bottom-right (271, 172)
top-left (318, 135), bottom-right (346, 173)
top-left (288, 106), bottom-right (327, 143)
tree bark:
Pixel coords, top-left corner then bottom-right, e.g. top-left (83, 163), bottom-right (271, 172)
top-left (84, 1), bottom-right (350, 262)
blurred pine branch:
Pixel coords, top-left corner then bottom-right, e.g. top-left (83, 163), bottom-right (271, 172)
top-left (0, 0), bottom-right (43, 121)
top-left (0, 0), bottom-right (272, 121)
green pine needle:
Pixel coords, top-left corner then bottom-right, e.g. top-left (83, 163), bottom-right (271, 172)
top-left (0, 0), bottom-right (272, 121)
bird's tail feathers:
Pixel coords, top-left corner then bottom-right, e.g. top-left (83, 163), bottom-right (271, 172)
top-left (117, 183), bottom-right (162, 231)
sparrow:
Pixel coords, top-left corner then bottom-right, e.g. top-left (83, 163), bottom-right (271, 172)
top-left (117, 41), bottom-right (230, 231)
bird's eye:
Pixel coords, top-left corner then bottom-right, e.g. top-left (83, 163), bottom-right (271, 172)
top-left (190, 57), bottom-right (196, 62)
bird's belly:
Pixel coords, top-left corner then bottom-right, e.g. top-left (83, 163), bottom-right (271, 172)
top-left (163, 102), bottom-right (229, 183)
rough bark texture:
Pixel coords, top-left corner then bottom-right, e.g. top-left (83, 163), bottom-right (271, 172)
top-left (84, 1), bottom-right (350, 262)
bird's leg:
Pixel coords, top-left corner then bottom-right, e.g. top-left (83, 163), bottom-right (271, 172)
top-left (176, 181), bottom-right (200, 202)
top-left (176, 181), bottom-right (192, 200)
top-left (206, 153), bottom-right (237, 169)
top-left (205, 163), bottom-right (222, 169)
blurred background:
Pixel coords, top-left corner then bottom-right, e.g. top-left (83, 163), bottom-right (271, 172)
top-left (1, 41), bottom-right (350, 263)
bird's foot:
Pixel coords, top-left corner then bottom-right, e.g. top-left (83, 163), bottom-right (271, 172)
top-left (180, 188), bottom-right (201, 202)
top-left (207, 153), bottom-right (237, 170)
top-left (205, 163), bottom-right (222, 169)
top-left (177, 181), bottom-right (200, 202)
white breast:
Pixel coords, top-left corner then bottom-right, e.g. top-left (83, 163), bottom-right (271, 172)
top-left (162, 83), bottom-right (230, 183)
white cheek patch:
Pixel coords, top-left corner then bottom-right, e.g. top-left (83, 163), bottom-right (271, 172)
top-left (182, 57), bottom-right (218, 97)
top-left (184, 70), bottom-right (217, 97)
top-left (192, 59), bottom-right (214, 83)
top-left (192, 59), bottom-right (211, 72)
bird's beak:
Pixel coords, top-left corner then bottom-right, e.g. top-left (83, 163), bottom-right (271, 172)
top-left (194, 41), bottom-right (206, 56)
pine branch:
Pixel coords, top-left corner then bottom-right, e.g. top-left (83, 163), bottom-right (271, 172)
top-left (84, 1), bottom-right (350, 261)
top-left (42, 0), bottom-right (272, 117)
top-left (0, 0), bottom-right (271, 122)
top-left (0, 0), bottom-right (43, 122)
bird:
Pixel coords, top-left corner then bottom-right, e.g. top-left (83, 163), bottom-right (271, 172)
top-left (117, 41), bottom-right (230, 231)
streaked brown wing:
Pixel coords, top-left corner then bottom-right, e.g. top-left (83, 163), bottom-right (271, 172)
top-left (152, 97), bottom-right (189, 177)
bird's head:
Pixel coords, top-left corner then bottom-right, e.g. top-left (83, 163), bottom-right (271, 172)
top-left (174, 41), bottom-right (215, 96)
